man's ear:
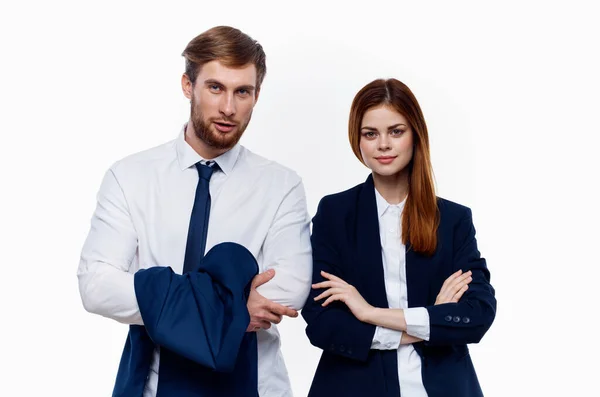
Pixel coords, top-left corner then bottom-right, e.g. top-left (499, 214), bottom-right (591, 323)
top-left (182, 74), bottom-right (193, 100)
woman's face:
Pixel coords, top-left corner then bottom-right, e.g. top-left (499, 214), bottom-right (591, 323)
top-left (359, 105), bottom-right (414, 177)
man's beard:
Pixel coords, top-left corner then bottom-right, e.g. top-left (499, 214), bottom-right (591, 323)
top-left (190, 96), bottom-right (250, 150)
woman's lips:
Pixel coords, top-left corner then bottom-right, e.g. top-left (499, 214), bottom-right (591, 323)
top-left (375, 156), bottom-right (396, 164)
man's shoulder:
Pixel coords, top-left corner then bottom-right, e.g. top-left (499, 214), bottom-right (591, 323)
top-left (109, 139), bottom-right (177, 175)
top-left (238, 146), bottom-right (303, 186)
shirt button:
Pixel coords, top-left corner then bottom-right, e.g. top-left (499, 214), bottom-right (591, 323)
top-left (389, 228), bottom-right (395, 233)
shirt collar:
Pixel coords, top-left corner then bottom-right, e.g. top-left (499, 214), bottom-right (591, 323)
top-left (175, 124), bottom-right (241, 175)
top-left (374, 187), bottom-right (407, 218)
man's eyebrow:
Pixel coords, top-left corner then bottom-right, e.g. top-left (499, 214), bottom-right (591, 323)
top-left (203, 79), bottom-right (256, 91)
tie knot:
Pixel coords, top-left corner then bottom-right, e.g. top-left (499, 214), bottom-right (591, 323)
top-left (195, 161), bottom-right (217, 180)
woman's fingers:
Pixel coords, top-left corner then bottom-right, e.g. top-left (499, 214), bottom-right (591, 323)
top-left (441, 269), bottom-right (463, 290)
top-left (443, 275), bottom-right (472, 300)
top-left (436, 270), bottom-right (473, 304)
top-left (452, 284), bottom-right (469, 302)
top-left (446, 271), bottom-right (472, 293)
top-left (313, 287), bottom-right (344, 301)
top-left (322, 293), bottom-right (344, 307)
top-left (320, 270), bottom-right (346, 284)
top-left (452, 274), bottom-right (472, 293)
top-left (312, 280), bottom-right (344, 289)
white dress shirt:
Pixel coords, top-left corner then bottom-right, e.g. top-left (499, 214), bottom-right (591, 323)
top-left (370, 188), bottom-right (430, 397)
top-left (77, 126), bottom-right (313, 397)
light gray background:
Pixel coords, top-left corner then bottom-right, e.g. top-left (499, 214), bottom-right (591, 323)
top-left (1, 0), bottom-right (598, 395)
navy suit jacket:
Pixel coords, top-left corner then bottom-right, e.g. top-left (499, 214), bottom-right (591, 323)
top-left (112, 242), bottom-right (259, 397)
top-left (302, 175), bottom-right (496, 397)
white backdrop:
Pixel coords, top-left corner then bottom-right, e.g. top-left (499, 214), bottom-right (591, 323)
top-left (1, 1), bottom-right (599, 396)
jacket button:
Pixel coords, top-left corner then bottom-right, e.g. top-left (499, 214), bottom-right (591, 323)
top-left (463, 317), bottom-right (471, 324)
top-left (453, 316), bottom-right (461, 323)
top-left (347, 348), bottom-right (353, 355)
top-left (444, 315), bottom-right (452, 322)
top-left (340, 345), bottom-right (346, 352)
top-left (329, 344), bottom-right (335, 351)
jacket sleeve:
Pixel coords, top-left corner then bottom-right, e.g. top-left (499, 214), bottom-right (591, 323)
top-left (301, 198), bottom-right (377, 362)
top-left (134, 242), bottom-right (257, 372)
top-left (425, 208), bottom-right (497, 346)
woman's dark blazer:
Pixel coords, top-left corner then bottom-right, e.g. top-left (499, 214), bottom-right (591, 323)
top-left (301, 175), bottom-right (496, 397)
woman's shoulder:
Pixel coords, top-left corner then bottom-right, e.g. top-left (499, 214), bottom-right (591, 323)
top-left (317, 182), bottom-right (365, 211)
top-left (436, 196), bottom-right (474, 225)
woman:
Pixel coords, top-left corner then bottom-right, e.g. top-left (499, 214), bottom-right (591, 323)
top-left (301, 78), bottom-right (496, 397)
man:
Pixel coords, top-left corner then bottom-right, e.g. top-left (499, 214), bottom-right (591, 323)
top-left (77, 25), bottom-right (312, 396)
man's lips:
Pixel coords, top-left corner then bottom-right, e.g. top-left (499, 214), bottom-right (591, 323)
top-left (213, 121), bottom-right (236, 133)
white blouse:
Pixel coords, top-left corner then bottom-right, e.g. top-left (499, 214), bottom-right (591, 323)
top-left (370, 188), bottom-right (430, 397)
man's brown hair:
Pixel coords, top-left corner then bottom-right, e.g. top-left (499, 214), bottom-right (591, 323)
top-left (182, 26), bottom-right (267, 88)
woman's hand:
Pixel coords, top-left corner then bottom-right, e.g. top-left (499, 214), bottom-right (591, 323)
top-left (312, 271), bottom-right (374, 322)
top-left (435, 269), bottom-right (472, 305)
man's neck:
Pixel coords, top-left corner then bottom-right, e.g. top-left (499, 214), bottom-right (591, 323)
top-left (184, 122), bottom-right (227, 160)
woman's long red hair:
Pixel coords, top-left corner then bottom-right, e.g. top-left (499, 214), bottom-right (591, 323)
top-left (349, 79), bottom-right (439, 256)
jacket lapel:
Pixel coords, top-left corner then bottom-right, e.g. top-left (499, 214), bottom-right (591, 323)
top-left (354, 175), bottom-right (390, 309)
top-left (405, 247), bottom-right (433, 308)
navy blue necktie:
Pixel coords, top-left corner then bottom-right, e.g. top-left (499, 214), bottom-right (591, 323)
top-left (183, 161), bottom-right (217, 274)
top-left (113, 159), bottom-right (259, 396)
top-left (153, 160), bottom-right (218, 394)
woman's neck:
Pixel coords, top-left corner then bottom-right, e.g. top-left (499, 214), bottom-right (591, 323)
top-left (372, 169), bottom-right (409, 205)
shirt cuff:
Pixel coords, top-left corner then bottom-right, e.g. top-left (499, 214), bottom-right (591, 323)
top-left (370, 326), bottom-right (402, 350)
top-left (404, 307), bottom-right (430, 341)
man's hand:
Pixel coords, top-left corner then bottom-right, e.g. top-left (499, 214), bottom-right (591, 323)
top-left (246, 269), bottom-right (298, 332)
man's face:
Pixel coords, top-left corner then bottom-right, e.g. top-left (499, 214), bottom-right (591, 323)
top-left (184, 60), bottom-right (259, 152)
